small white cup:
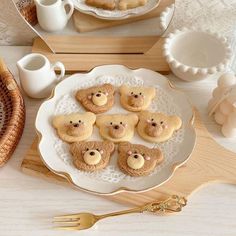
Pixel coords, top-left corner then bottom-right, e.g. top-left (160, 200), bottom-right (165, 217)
top-left (35, 0), bottom-right (74, 32)
top-left (17, 53), bottom-right (65, 99)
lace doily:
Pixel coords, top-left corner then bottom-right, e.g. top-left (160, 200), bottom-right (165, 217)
top-left (72, 0), bottom-right (160, 19)
top-left (52, 75), bottom-right (184, 183)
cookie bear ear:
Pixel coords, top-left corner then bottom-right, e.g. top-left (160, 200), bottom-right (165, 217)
top-left (169, 115), bottom-right (182, 130)
top-left (104, 83), bottom-right (115, 94)
top-left (126, 113), bottom-right (139, 126)
top-left (103, 141), bottom-right (115, 153)
top-left (52, 115), bottom-right (64, 128)
top-left (69, 142), bottom-right (83, 159)
top-left (119, 85), bottom-right (129, 94)
top-left (96, 114), bottom-right (107, 127)
top-left (138, 110), bottom-right (149, 120)
top-left (151, 148), bottom-right (163, 162)
top-left (85, 112), bottom-right (96, 124)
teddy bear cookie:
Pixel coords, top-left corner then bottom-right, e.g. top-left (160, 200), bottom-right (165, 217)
top-left (76, 83), bottom-right (115, 114)
top-left (137, 111), bottom-right (182, 143)
top-left (96, 113), bottom-right (139, 143)
top-left (118, 142), bottom-right (163, 177)
top-left (52, 112), bottom-right (96, 143)
top-left (85, 0), bottom-right (116, 10)
top-left (118, 0), bottom-right (148, 10)
top-left (119, 85), bottom-right (156, 112)
top-left (70, 141), bottom-right (115, 172)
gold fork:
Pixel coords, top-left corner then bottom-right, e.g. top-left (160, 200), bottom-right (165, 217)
top-left (53, 195), bottom-right (187, 231)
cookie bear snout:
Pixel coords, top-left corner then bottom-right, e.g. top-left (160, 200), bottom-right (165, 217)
top-left (145, 122), bottom-right (163, 137)
top-left (128, 93), bottom-right (144, 108)
top-left (67, 122), bottom-right (86, 137)
top-left (90, 92), bottom-right (108, 106)
top-left (83, 149), bottom-right (102, 165)
top-left (108, 123), bottom-right (126, 138)
top-left (127, 152), bottom-right (145, 170)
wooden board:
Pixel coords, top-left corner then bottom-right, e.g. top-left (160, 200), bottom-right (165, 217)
top-left (73, 0), bottom-right (174, 32)
top-left (32, 37), bottom-right (170, 73)
top-left (21, 111), bottom-right (236, 207)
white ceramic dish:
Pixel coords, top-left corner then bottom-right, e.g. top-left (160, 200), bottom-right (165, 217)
top-left (71, 0), bottom-right (160, 20)
top-left (163, 28), bottom-right (232, 82)
top-left (35, 65), bottom-right (196, 195)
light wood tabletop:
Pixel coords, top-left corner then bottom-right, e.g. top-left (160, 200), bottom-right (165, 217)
top-left (0, 46), bottom-right (236, 236)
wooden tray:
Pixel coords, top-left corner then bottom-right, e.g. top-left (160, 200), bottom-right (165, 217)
top-left (21, 111), bottom-right (236, 207)
top-left (32, 37), bottom-right (170, 73)
top-left (73, 0), bottom-right (174, 32)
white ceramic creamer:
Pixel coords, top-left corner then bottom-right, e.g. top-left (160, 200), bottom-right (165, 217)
top-left (35, 0), bottom-right (74, 32)
top-left (17, 53), bottom-right (65, 98)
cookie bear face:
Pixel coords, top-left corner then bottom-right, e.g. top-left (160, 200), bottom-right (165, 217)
top-left (137, 111), bottom-right (182, 143)
top-left (96, 113), bottom-right (139, 143)
top-left (70, 141), bottom-right (115, 172)
top-left (118, 142), bottom-right (163, 176)
top-left (119, 85), bottom-right (156, 112)
top-left (52, 112), bottom-right (96, 143)
top-left (76, 83), bottom-right (115, 114)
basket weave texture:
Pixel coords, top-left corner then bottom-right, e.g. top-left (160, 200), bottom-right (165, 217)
top-left (0, 71), bottom-right (25, 167)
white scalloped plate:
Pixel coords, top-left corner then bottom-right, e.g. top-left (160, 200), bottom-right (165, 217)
top-left (36, 65), bottom-right (196, 195)
top-left (72, 0), bottom-right (160, 20)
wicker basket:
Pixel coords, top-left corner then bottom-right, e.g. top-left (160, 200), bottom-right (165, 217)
top-left (0, 59), bottom-right (25, 167)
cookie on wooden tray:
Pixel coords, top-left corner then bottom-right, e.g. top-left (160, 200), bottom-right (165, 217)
top-left (70, 141), bottom-right (115, 172)
top-left (137, 111), bottom-right (182, 143)
top-left (119, 84), bottom-right (156, 112)
top-left (76, 83), bottom-right (115, 114)
top-left (118, 0), bottom-right (148, 10)
top-left (85, 0), bottom-right (116, 10)
top-left (52, 112), bottom-right (96, 143)
top-left (118, 142), bottom-right (163, 177)
top-left (96, 113), bottom-right (139, 143)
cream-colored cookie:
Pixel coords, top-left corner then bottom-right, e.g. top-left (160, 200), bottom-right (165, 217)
top-left (137, 111), bottom-right (182, 143)
top-left (118, 0), bottom-right (147, 10)
top-left (76, 84), bottom-right (115, 114)
top-left (70, 141), bottom-right (115, 172)
top-left (96, 113), bottom-right (139, 143)
top-left (119, 85), bottom-right (156, 112)
top-left (85, 0), bottom-right (116, 10)
top-left (52, 112), bottom-right (96, 143)
top-left (118, 142), bottom-right (163, 177)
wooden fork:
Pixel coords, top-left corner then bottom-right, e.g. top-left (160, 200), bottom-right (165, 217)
top-left (53, 195), bottom-right (187, 231)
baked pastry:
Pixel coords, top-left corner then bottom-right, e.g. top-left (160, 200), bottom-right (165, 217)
top-left (119, 84), bottom-right (156, 112)
top-left (76, 83), bottom-right (115, 114)
top-left (118, 0), bottom-right (148, 10)
top-left (118, 142), bottom-right (163, 176)
top-left (96, 113), bottom-right (139, 143)
top-left (137, 111), bottom-right (182, 143)
top-left (85, 0), bottom-right (116, 10)
top-left (52, 112), bottom-right (96, 143)
top-left (70, 141), bottom-right (115, 172)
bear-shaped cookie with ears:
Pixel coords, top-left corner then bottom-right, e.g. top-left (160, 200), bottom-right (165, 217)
top-left (119, 85), bottom-right (156, 112)
top-left (137, 111), bottom-right (182, 143)
top-left (76, 83), bottom-right (115, 114)
top-left (96, 113), bottom-right (139, 143)
top-left (70, 141), bottom-right (115, 172)
top-left (118, 142), bottom-right (163, 177)
top-left (52, 112), bottom-right (96, 143)
top-left (118, 0), bottom-right (147, 10)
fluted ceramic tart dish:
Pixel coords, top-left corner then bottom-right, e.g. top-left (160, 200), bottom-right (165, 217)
top-left (71, 0), bottom-right (160, 20)
top-left (35, 65), bottom-right (196, 195)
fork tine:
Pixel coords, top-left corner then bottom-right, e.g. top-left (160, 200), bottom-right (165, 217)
top-left (53, 220), bottom-right (80, 224)
top-left (54, 226), bottom-right (81, 231)
top-left (54, 214), bottom-right (81, 219)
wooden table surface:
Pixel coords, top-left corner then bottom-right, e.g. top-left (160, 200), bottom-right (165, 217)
top-left (0, 46), bottom-right (236, 236)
